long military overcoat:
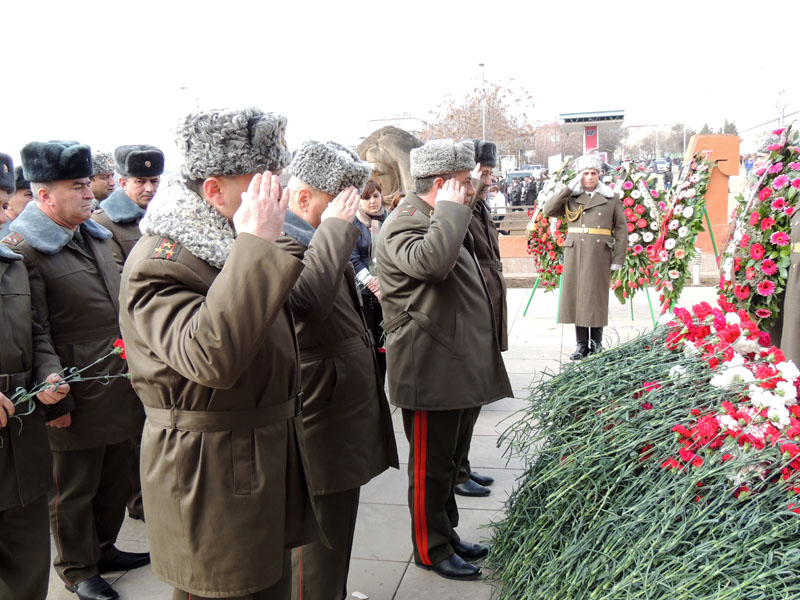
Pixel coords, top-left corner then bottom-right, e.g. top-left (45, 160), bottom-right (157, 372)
top-left (2, 203), bottom-right (143, 452)
top-left (0, 245), bottom-right (53, 512)
top-left (275, 213), bottom-right (398, 496)
top-left (781, 210), bottom-right (800, 364)
top-left (376, 193), bottom-right (511, 411)
top-left (543, 185), bottom-right (627, 327)
top-left (469, 196), bottom-right (508, 351)
top-left (120, 230), bottom-right (319, 597)
top-left (91, 188), bottom-right (146, 269)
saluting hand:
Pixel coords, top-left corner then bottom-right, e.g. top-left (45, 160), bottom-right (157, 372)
top-left (435, 178), bottom-right (467, 205)
top-left (0, 393), bottom-right (14, 428)
top-left (234, 171), bottom-right (290, 243)
top-left (37, 373), bottom-right (70, 405)
top-left (322, 186), bottom-right (361, 222)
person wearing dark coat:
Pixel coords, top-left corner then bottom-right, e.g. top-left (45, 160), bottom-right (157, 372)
top-left (525, 178), bottom-right (538, 206)
top-left (781, 209), bottom-right (800, 364)
top-left (542, 154), bottom-right (627, 360)
top-left (350, 179), bottom-right (387, 380)
top-left (508, 179), bottom-right (522, 206)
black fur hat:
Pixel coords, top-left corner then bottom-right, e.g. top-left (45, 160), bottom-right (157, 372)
top-left (468, 139), bottom-right (498, 168)
top-left (14, 166), bottom-right (30, 191)
top-left (0, 153), bottom-right (14, 193)
top-left (21, 141), bottom-right (92, 182)
top-left (114, 145), bottom-right (165, 177)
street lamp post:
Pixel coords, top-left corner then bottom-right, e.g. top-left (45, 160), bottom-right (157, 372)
top-left (479, 63), bottom-right (486, 140)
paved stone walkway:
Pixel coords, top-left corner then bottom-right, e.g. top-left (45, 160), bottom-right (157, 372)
top-left (45, 285), bottom-right (718, 599)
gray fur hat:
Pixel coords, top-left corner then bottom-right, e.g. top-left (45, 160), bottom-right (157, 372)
top-left (14, 166), bottom-right (30, 191)
top-left (0, 153), bottom-right (14, 193)
top-left (290, 140), bottom-right (373, 195)
top-left (410, 139), bottom-right (475, 179)
top-left (114, 145), bottom-right (165, 177)
top-left (21, 141), bottom-right (92, 182)
top-left (467, 139), bottom-right (498, 168)
top-left (176, 107), bottom-right (291, 180)
top-left (574, 154), bottom-right (603, 173)
top-left (91, 151), bottom-right (115, 176)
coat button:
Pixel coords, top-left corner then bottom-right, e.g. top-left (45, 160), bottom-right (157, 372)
top-left (581, 238), bottom-right (585, 242)
top-left (598, 213), bottom-right (602, 216)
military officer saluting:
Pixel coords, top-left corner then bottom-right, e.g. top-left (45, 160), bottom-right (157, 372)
top-left (0, 151), bottom-right (71, 600)
top-left (92, 145), bottom-right (164, 269)
top-left (543, 154), bottom-right (627, 359)
top-left (119, 108), bottom-right (321, 600)
top-left (275, 141), bottom-right (398, 599)
top-left (3, 141), bottom-right (148, 600)
top-left (376, 139), bottom-right (512, 580)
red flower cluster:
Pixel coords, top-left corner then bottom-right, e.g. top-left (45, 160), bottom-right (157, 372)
top-left (527, 212), bottom-right (567, 290)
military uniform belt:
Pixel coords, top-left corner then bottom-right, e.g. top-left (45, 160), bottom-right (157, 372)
top-left (793, 242), bottom-right (800, 254)
top-left (568, 227), bottom-right (612, 236)
top-left (300, 332), bottom-right (373, 363)
top-left (479, 259), bottom-right (503, 272)
top-left (144, 396), bottom-right (302, 432)
top-left (0, 370), bottom-right (32, 393)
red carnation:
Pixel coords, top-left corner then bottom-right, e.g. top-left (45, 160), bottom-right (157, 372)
top-left (113, 338), bottom-right (126, 360)
top-left (759, 187), bottom-right (773, 201)
top-left (749, 243), bottom-right (765, 260)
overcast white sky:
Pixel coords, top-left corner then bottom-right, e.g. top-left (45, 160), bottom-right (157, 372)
top-left (3, 0), bottom-right (798, 166)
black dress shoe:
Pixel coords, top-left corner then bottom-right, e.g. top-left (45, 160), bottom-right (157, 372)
top-left (454, 479), bottom-right (491, 497)
top-left (97, 549), bottom-right (150, 573)
top-left (67, 575), bottom-right (119, 600)
top-left (415, 553), bottom-right (481, 580)
top-left (469, 471), bottom-right (494, 486)
top-left (128, 511), bottom-right (145, 522)
top-left (570, 344), bottom-right (590, 360)
top-left (453, 538), bottom-right (489, 561)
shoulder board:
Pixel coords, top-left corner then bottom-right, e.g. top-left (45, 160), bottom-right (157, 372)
top-left (149, 236), bottom-right (182, 261)
top-left (3, 232), bottom-right (24, 246)
top-left (398, 205), bottom-right (417, 217)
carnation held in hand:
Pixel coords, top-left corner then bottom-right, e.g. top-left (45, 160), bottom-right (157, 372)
top-left (720, 124), bottom-right (800, 330)
top-left (489, 297), bottom-right (800, 600)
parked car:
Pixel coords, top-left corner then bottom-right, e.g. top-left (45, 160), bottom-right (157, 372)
top-left (651, 159), bottom-right (669, 174)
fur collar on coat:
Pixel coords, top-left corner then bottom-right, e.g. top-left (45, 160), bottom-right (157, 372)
top-left (281, 209), bottom-right (315, 248)
top-left (0, 243), bottom-right (21, 261)
top-left (10, 202), bottom-right (112, 255)
top-left (138, 177), bottom-right (235, 269)
top-left (99, 188), bottom-right (146, 223)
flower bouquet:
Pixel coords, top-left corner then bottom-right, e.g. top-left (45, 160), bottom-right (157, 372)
top-left (652, 154), bottom-right (715, 312)
top-left (488, 298), bottom-right (800, 600)
top-left (526, 158), bottom-right (574, 290)
top-left (611, 165), bottom-right (662, 303)
top-left (719, 125), bottom-right (800, 332)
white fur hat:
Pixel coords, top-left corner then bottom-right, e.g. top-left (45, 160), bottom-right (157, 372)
top-left (290, 141), bottom-right (372, 195)
top-left (410, 139), bottom-right (475, 179)
top-left (176, 107), bottom-right (291, 180)
top-left (574, 154), bottom-right (603, 173)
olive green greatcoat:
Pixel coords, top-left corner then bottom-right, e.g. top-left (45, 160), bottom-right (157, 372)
top-left (119, 232), bottom-right (320, 597)
top-left (468, 197), bottom-right (508, 351)
top-left (90, 188), bottom-right (145, 270)
top-left (376, 194), bottom-right (512, 411)
top-left (2, 205), bottom-right (143, 452)
top-left (275, 215), bottom-right (398, 495)
top-left (781, 210), bottom-right (800, 364)
top-left (543, 186), bottom-right (627, 327)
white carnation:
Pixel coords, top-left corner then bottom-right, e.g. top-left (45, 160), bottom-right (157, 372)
top-left (683, 207), bottom-right (694, 218)
top-left (631, 190), bottom-right (641, 199)
top-left (665, 238), bottom-right (676, 250)
top-left (643, 232), bottom-right (654, 242)
top-left (650, 221), bottom-right (660, 231)
top-left (777, 361), bottom-right (800, 382)
top-left (678, 226), bottom-right (689, 238)
top-left (628, 233), bottom-right (640, 244)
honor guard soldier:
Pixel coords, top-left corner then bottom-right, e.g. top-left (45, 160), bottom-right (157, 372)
top-left (3, 141), bottom-right (148, 600)
top-left (0, 151), bottom-right (70, 600)
top-left (781, 206), bottom-right (800, 364)
top-left (88, 151), bottom-right (116, 208)
top-left (376, 139), bottom-right (512, 580)
top-left (92, 145), bottom-right (164, 269)
top-left (453, 140), bottom-right (508, 498)
top-left (119, 108), bottom-right (321, 600)
top-left (275, 141), bottom-right (398, 600)
top-left (543, 154), bottom-right (627, 359)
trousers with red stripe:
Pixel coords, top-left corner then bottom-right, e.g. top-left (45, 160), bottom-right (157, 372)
top-left (402, 408), bottom-right (476, 565)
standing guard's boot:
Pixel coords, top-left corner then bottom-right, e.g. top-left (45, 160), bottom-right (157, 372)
top-left (570, 326), bottom-right (590, 360)
top-left (589, 327), bottom-right (604, 354)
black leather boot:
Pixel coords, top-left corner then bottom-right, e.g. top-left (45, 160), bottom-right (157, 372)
top-left (589, 327), bottom-right (603, 354)
top-left (570, 326), bottom-right (590, 360)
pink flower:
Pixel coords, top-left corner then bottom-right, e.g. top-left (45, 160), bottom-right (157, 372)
top-left (633, 244), bottom-right (644, 254)
top-left (773, 128), bottom-right (786, 136)
top-left (624, 197), bottom-right (635, 207)
top-left (755, 308), bottom-right (772, 318)
top-left (627, 222), bottom-right (635, 233)
top-left (769, 162), bottom-right (784, 174)
top-left (658, 201), bottom-right (667, 210)
top-left (668, 269), bottom-right (681, 279)
top-left (771, 197), bottom-right (787, 210)
top-left (760, 216), bottom-right (776, 231)
top-left (774, 174), bottom-right (790, 189)
top-left (637, 218), bottom-right (647, 229)
top-left (789, 162), bottom-right (800, 171)
top-left (768, 143), bottom-right (784, 151)
top-left (792, 178), bottom-right (800, 189)
top-left (759, 187), bottom-right (773, 201)
top-left (786, 206), bottom-right (796, 216)
top-left (675, 249), bottom-right (686, 259)
top-left (757, 280), bottom-right (776, 296)
top-left (659, 250), bottom-right (669, 262)
top-left (623, 181), bottom-right (633, 190)
top-left (771, 231), bottom-right (791, 246)
top-left (651, 190), bottom-right (659, 198)
top-left (761, 259), bottom-right (778, 275)
top-left (749, 211), bottom-right (761, 226)
top-left (755, 167), bottom-right (767, 177)
top-left (635, 204), bottom-right (646, 215)
top-left (750, 243), bottom-right (765, 260)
